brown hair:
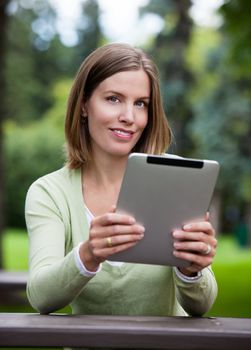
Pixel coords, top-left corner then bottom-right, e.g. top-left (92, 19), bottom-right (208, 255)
top-left (65, 42), bottom-right (172, 168)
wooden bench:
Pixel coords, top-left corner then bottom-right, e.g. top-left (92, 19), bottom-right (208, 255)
top-left (0, 313), bottom-right (251, 349)
top-left (0, 270), bottom-right (28, 305)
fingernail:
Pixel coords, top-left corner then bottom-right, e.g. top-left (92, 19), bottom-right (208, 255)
top-left (183, 224), bottom-right (191, 230)
top-left (138, 226), bottom-right (145, 233)
top-left (129, 217), bottom-right (136, 224)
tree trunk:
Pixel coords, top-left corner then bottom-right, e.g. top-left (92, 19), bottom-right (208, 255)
top-left (0, 0), bottom-right (9, 268)
top-left (245, 203), bottom-right (251, 246)
top-left (152, 0), bottom-right (194, 156)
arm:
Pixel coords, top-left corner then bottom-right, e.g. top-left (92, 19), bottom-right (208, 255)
top-left (172, 214), bottom-right (218, 316)
top-left (173, 266), bottom-right (218, 316)
top-left (25, 180), bottom-right (91, 314)
top-left (25, 178), bottom-right (145, 314)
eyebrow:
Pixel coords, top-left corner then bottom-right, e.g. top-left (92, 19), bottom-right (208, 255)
top-left (105, 90), bottom-right (150, 100)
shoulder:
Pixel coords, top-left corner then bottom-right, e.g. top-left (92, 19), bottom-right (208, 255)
top-left (25, 167), bottom-right (82, 224)
top-left (30, 166), bottom-right (79, 190)
top-left (26, 166), bottom-right (81, 202)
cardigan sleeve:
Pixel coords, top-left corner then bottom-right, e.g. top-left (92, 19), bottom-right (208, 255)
top-left (25, 177), bottom-right (92, 314)
top-left (173, 266), bottom-right (218, 316)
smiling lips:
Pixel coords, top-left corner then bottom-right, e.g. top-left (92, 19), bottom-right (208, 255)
top-left (110, 128), bottom-right (135, 140)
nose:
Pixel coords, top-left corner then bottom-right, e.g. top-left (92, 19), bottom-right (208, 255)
top-left (118, 104), bottom-right (134, 124)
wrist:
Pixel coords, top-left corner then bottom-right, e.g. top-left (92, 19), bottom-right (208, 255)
top-left (174, 266), bottom-right (202, 283)
top-left (178, 267), bottom-right (198, 277)
top-left (79, 242), bottom-right (100, 272)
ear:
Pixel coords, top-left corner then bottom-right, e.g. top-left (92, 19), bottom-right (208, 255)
top-left (81, 102), bottom-right (88, 118)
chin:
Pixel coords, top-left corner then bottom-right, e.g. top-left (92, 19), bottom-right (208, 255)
top-left (110, 147), bottom-right (133, 158)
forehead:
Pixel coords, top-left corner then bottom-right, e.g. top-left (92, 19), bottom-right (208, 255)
top-left (96, 70), bottom-right (150, 97)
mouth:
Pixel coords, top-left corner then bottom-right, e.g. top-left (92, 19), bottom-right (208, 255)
top-left (110, 128), bottom-right (135, 139)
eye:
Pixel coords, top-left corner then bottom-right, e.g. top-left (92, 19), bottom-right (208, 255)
top-left (135, 100), bottom-right (148, 108)
top-left (107, 95), bottom-right (120, 103)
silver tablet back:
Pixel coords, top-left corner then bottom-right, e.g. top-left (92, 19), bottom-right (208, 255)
top-left (110, 153), bottom-right (220, 267)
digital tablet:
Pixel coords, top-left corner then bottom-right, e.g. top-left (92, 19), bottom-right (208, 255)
top-left (110, 153), bottom-right (220, 267)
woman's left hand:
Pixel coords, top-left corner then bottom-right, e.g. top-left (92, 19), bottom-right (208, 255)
top-left (172, 213), bottom-right (217, 276)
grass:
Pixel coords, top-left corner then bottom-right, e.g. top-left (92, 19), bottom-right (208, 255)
top-left (3, 228), bottom-right (29, 270)
top-left (206, 236), bottom-right (251, 318)
top-left (2, 229), bottom-right (251, 318)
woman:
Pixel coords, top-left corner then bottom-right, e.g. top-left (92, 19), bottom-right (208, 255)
top-left (25, 43), bottom-right (217, 316)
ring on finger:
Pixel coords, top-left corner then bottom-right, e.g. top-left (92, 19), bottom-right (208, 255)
top-left (106, 236), bottom-right (113, 248)
top-left (203, 243), bottom-right (212, 255)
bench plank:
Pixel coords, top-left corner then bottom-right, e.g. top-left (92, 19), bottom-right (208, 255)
top-left (0, 271), bottom-right (27, 290)
top-left (0, 313), bottom-right (251, 349)
top-left (0, 270), bottom-right (28, 305)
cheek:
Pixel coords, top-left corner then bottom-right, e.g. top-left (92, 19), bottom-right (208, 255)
top-left (89, 103), bottom-right (118, 124)
top-left (139, 112), bottom-right (149, 130)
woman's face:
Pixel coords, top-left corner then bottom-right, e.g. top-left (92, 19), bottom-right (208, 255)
top-left (84, 69), bottom-right (150, 161)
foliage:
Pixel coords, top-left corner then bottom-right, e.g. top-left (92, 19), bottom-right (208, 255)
top-left (72, 0), bottom-right (103, 69)
top-left (2, 0), bottom-right (103, 228)
top-left (5, 0), bottom-right (103, 124)
top-left (5, 1), bottom-right (68, 122)
top-left (2, 0), bottom-right (251, 235)
top-left (4, 118), bottom-right (64, 227)
top-left (187, 29), bottom-right (251, 191)
top-left (220, 0), bottom-right (251, 78)
top-left (186, 1), bottom-right (251, 231)
top-left (43, 79), bottom-right (72, 127)
top-left (3, 78), bottom-right (71, 227)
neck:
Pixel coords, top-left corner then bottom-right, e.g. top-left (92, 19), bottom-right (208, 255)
top-left (83, 153), bottom-right (128, 190)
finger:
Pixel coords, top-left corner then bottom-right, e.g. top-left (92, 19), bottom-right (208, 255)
top-left (103, 232), bottom-right (144, 249)
top-left (90, 223), bottom-right (145, 240)
top-left (94, 241), bottom-right (139, 261)
top-left (108, 204), bottom-right (117, 213)
top-left (91, 212), bottom-right (136, 227)
top-left (183, 221), bottom-right (215, 236)
top-left (173, 249), bottom-right (213, 268)
top-left (173, 230), bottom-right (204, 242)
top-left (173, 230), bottom-right (212, 243)
top-left (173, 230), bottom-right (217, 250)
top-left (173, 240), bottom-right (216, 256)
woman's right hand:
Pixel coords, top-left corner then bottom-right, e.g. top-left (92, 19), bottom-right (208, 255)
top-left (79, 205), bottom-right (145, 271)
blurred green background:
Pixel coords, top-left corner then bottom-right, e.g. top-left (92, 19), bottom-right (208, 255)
top-left (0, 0), bottom-right (251, 318)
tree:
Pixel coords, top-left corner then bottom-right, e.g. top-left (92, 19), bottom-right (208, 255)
top-left (3, 0), bottom-right (104, 229)
top-left (220, 0), bottom-right (251, 79)
top-left (4, 0), bottom-right (103, 124)
top-left (71, 0), bottom-right (103, 71)
top-left (188, 0), bottom-right (251, 236)
top-left (140, 0), bottom-right (194, 156)
top-left (5, 1), bottom-right (75, 123)
top-left (0, 0), bottom-right (10, 267)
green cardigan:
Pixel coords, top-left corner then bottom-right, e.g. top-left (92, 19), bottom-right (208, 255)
top-left (25, 166), bottom-right (217, 316)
